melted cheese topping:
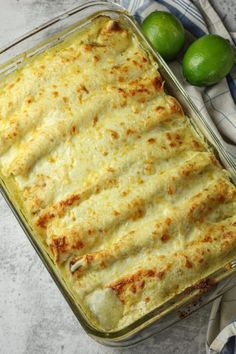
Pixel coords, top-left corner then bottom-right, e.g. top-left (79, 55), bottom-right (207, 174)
top-left (1, 17), bottom-right (236, 332)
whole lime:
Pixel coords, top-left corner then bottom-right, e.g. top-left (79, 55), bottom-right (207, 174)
top-left (182, 34), bottom-right (234, 86)
top-left (141, 11), bottom-right (185, 61)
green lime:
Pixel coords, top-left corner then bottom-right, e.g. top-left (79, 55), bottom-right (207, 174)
top-left (141, 11), bottom-right (185, 61)
top-left (182, 34), bottom-right (234, 86)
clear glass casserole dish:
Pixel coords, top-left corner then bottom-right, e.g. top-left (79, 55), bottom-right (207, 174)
top-left (0, 0), bottom-right (236, 347)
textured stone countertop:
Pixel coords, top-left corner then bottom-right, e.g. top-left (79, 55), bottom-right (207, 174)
top-left (0, 1), bottom-right (235, 354)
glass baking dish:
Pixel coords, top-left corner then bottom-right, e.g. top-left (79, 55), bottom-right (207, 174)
top-left (0, 0), bottom-right (236, 347)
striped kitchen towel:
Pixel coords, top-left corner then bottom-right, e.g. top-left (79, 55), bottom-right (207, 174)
top-left (112, 0), bottom-right (236, 353)
top-left (206, 274), bottom-right (236, 354)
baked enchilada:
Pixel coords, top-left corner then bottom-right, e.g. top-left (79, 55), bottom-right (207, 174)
top-left (0, 16), bottom-right (236, 331)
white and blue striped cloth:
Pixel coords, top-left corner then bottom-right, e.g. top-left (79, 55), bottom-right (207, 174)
top-left (112, 1), bottom-right (236, 353)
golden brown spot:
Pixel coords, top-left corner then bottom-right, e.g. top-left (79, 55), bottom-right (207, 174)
top-left (73, 240), bottom-right (84, 250)
top-left (181, 163), bottom-right (193, 177)
top-left (7, 83), bottom-right (15, 90)
top-left (155, 106), bottom-right (165, 112)
top-left (51, 236), bottom-right (67, 257)
top-left (81, 84), bottom-right (89, 94)
top-left (144, 163), bottom-right (154, 175)
top-left (223, 231), bottom-right (234, 240)
top-left (100, 260), bottom-right (107, 268)
top-left (129, 198), bottom-right (146, 221)
top-left (167, 186), bottom-right (174, 195)
top-left (106, 20), bottom-right (122, 32)
top-left (192, 140), bottom-right (202, 149)
top-left (108, 268), bottom-right (157, 300)
top-left (138, 280), bottom-right (145, 289)
top-left (184, 256), bottom-right (193, 269)
top-left (109, 129), bottom-right (119, 139)
top-left (210, 155), bottom-right (221, 167)
top-left (218, 194), bottom-right (225, 203)
top-left (131, 284), bottom-right (137, 293)
top-left (120, 190), bottom-right (129, 197)
top-left (202, 235), bottom-right (213, 243)
top-left (112, 210), bottom-right (120, 216)
top-left (71, 126), bottom-right (77, 135)
top-left (63, 96), bottom-right (69, 104)
top-left (161, 233), bottom-right (170, 242)
top-left (83, 44), bottom-right (93, 52)
top-left (152, 76), bottom-right (163, 90)
top-left (26, 97), bottom-right (33, 104)
top-left (138, 98), bottom-right (146, 103)
top-left (121, 66), bottom-right (128, 73)
top-left (118, 76), bottom-right (125, 82)
top-left (93, 115), bottom-right (98, 126)
top-left (59, 194), bottom-right (81, 207)
top-left (169, 97), bottom-right (184, 115)
top-left (93, 55), bottom-right (100, 63)
top-left (69, 257), bottom-right (78, 267)
top-left (85, 254), bottom-right (94, 264)
top-left (157, 271), bottom-right (166, 279)
top-left (76, 84), bottom-right (89, 94)
top-left (126, 128), bottom-right (135, 135)
top-left (37, 212), bottom-right (55, 228)
top-left (37, 194), bottom-right (80, 227)
top-left (117, 87), bottom-right (125, 95)
top-left (52, 91), bottom-right (59, 97)
top-left (107, 167), bottom-right (115, 173)
top-left (47, 156), bottom-right (55, 163)
top-left (129, 85), bottom-right (150, 96)
top-left (132, 59), bottom-right (139, 66)
top-left (147, 138), bottom-right (156, 144)
top-left (165, 217), bottom-right (172, 225)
